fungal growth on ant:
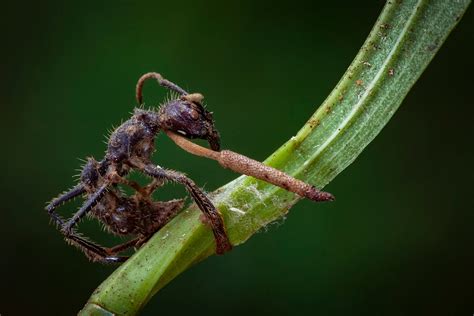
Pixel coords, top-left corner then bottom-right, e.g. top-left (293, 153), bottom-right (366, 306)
top-left (45, 72), bottom-right (334, 264)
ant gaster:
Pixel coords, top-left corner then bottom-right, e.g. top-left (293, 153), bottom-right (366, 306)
top-left (46, 73), bottom-right (334, 264)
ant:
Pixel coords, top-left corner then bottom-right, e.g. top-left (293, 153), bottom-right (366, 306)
top-left (45, 72), bottom-right (334, 264)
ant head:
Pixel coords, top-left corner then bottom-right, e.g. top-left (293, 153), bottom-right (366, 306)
top-left (158, 93), bottom-right (221, 151)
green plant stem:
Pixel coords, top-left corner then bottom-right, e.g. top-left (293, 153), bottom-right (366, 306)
top-left (80, 0), bottom-right (470, 315)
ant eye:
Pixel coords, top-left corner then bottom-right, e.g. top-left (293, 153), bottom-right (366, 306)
top-left (189, 109), bottom-right (199, 120)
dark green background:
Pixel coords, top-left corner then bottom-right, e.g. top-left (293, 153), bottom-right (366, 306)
top-left (1, 1), bottom-right (472, 315)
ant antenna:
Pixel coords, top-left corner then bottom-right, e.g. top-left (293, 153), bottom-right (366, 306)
top-left (136, 72), bottom-right (189, 104)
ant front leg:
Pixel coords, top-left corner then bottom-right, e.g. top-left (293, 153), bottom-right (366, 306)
top-left (139, 163), bottom-right (232, 254)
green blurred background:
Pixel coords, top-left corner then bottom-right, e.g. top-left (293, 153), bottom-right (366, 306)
top-left (1, 1), bottom-right (472, 315)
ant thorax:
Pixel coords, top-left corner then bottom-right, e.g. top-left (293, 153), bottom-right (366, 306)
top-left (106, 109), bottom-right (161, 164)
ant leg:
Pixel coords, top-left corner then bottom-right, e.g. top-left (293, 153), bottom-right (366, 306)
top-left (118, 178), bottom-right (143, 193)
top-left (165, 131), bottom-right (335, 202)
top-left (46, 182), bottom-right (134, 263)
top-left (108, 237), bottom-right (144, 254)
top-left (136, 72), bottom-right (188, 104)
top-left (141, 178), bottom-right (165, 197)
top-left (140, 163), bottom-right (232, 254)
top-left (66, 233), bottom-right (142, 264)
top-left (66, 234), bottom-right (128, 263)
top-left (108, 170), bottom-right (147, 195)
top-left (62, 183), bottom-right (109, 233)
top-left (108, 170), bottom-right (165, 199)
top-left (45, 184), bottom-right (86, 226)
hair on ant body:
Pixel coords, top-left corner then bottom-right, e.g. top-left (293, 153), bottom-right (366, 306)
top-left (46, 72), bottom-right (334, 264)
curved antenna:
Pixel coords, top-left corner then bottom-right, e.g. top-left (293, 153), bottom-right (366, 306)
top-left (136, 72), bottom-right (188, 105)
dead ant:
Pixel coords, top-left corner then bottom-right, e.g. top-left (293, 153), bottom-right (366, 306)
top-left (46, 72), bottom-right (334, 264)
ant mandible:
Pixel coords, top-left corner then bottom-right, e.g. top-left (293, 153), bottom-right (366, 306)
top-left (46, 73), bottom-right (334, 264)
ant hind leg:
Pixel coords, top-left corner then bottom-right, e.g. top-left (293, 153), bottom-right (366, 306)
top-left (66, 233), bottom-right (143, 264)
top-left (62, 183), bottom-right (109, 233)
top-left (45, 184), bottom-right (86, 227)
